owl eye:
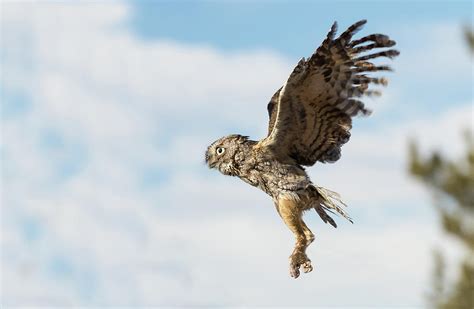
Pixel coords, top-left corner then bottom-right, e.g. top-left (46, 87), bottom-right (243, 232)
top-left (216, 147), bottom-right (225, 155)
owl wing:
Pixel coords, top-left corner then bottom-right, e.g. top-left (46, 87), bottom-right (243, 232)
top-left (260, 20), bottom-right (398, 165)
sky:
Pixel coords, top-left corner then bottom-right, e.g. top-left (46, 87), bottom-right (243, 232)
top-left (1, 0), bottom-right (473, 307)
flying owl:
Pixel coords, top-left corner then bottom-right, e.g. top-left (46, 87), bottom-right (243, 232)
top-left (205, 20), bottom-right (398, 278)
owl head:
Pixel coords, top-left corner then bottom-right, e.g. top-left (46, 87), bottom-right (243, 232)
top-left (205, 134), bottom-right (249, 176)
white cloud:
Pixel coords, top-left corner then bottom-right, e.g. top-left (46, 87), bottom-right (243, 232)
top-left (393, 22), bottom-right (472, 80)
top-left (1, 1), bottom-right (472, 307)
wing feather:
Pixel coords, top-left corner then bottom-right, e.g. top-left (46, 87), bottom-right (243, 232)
top-left (267, 87), bottom-right (282, 136)
top-left (261, 20), bottom-right (398, 165)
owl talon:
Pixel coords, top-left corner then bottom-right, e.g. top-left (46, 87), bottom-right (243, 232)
top-left (290, 264), bottom-right (300, 278)
top-left (289, 251), bottom-right (312, 278)
top-left (303, 260), bottom-right (313, 273)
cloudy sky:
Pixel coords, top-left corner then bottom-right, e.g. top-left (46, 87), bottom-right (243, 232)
top-left (1, 0), bottom-right (473, 307)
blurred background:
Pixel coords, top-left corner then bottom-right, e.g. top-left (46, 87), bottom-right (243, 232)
top-left (1, 0), bottom-right (473, 307)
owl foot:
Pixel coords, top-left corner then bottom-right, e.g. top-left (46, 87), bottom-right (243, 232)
top-left (289, 251), bottom-right (313, 278)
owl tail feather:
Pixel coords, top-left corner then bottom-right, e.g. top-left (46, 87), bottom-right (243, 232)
top-left (312, 186), bottom-right (353, 227)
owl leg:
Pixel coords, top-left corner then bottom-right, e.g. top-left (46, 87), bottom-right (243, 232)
top-left (299, 219), bottom-right (315, 273)
top-left (276, 198), bottom-right (313, 278)
top-left (301, 219), bottom-right (315, 247)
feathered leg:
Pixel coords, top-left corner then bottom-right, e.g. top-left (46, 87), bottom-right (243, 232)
top-left (276, 198), bottom-right (314, 278)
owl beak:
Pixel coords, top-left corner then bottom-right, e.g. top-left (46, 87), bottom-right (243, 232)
top-left (205, 150), bottom-right (216, 168)
top-left (208, 160), bottom-right (218, 169)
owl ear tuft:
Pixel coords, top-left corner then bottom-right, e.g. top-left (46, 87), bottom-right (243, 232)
top-left (229, 134), bottom-right (249, 144)
top-left (238, 135), bottom-right (249, 143)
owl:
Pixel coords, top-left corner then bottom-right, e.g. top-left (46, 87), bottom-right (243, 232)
top-left (205, 20), bottom-right (398, 278)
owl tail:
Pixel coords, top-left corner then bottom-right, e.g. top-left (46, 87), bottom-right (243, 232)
top-left (310, 186), bottom-right (353, 228)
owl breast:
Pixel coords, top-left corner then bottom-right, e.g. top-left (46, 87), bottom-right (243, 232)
top-left (238, 154), bottom-right (312, 199)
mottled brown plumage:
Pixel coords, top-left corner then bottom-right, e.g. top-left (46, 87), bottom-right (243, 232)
top-left (205, 20), bottom-right (398, 278)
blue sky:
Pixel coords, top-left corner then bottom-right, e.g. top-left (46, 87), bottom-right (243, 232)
top-left (131, 1), bottom-right (472, 55)
top-left (126, 0), bottom-right (474, 125)
top-left (1, 0), bottom-right (473, 306)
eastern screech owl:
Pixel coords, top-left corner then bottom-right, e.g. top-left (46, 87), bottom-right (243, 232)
top-left (205, 20), bottom-right (398, 278)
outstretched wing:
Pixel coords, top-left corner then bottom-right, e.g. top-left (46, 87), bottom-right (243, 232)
top-left (260, 20), bottom-right (398, 165)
